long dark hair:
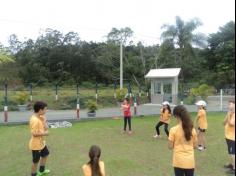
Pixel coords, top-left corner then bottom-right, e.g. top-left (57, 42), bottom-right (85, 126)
top-left (88, 145), bottom-right (102, 176)
top-left (163, 105), bottom-right (172, 114)
top-left (173, 105), bottom-right (193, 141)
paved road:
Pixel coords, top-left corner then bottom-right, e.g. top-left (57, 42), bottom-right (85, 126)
top-left (0, 104), bottom-right (227, 124)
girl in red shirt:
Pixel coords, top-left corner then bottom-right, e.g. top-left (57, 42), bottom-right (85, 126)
top-left (121, 98), bottom-right (132, 134)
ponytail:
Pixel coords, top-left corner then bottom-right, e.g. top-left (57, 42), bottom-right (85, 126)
top-left (173, 105), bottom-right (193, 141)
top-left (88, 145), bottom-right (102, 176)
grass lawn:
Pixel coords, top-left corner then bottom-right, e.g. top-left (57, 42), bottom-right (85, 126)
top-left (0, 112), bottom-right (231, 176)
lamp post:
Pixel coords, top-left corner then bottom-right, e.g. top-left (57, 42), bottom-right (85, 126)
top-left (4, 83), bottom-right (8, 122)
top-left (76, 83), bottom-right (80, 118)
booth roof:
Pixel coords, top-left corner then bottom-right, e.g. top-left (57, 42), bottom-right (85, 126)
top-left (145, 68), bottom-right (181, 78)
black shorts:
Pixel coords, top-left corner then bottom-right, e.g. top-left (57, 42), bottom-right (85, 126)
top-left (198, 127), bottom-right (206, 133)
top-left (174, 167), bottom-right (194, 176)
top-left (226, 138), bottom-right (235, 155)
top-left (32, 145), bottom-right (50, 163)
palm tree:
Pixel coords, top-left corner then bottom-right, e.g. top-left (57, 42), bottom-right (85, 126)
top-left (160, 16), bottom-right (206, 82)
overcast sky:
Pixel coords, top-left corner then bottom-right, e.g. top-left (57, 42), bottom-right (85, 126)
top-left (0, 0), bottom-right (235, 46)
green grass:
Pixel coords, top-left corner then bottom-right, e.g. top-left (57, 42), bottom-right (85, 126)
top-left (0, 112), bottom-right (230, 176)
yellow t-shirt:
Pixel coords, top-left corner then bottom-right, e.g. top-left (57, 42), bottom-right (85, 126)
top-left (169, 124), bottom-right (197, 169)
top-left (160, 109), bottom-right (171, 124)
top-left (197, 109), bottom-right (208, 130)
top-left (82, 161), bottom-right (105, 176)
top-left (225, 112), bottom-right (235, 141)
top-left (29, 115), bottom-right (46, 150)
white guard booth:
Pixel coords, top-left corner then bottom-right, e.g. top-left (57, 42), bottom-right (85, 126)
top-left (145, 68), bottom-right (181, 105)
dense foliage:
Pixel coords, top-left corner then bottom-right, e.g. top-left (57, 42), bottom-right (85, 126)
top-left (0, 18), bottom-right (234, 91)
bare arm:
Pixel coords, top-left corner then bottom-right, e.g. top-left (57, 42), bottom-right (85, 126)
top-left (227, 115), bottom-right (235, 126)
top-left (168, 140), bottom-right (174, 150)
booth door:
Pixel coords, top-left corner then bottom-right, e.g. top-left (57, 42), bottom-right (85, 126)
top-left (163, 83), bottom-right (172, 103)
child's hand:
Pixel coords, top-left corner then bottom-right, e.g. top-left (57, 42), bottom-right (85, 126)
top-left (44, 130), bottom-right (49, 136)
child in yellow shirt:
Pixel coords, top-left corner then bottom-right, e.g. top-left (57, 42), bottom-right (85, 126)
top-left (195, 100), bottom-right (208, 151)
top-left (223, 100), bottom-right (235, 175)
top-left (29, 101), bottom-right (50, 176)
top-left (154, 101), bottom-right (172, 138)
top-left (168, 105), bottom-right (197, 176)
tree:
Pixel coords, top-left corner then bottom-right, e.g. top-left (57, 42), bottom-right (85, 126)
top-left (160, 16), bottom-right (206, 82)
top-left (107, 27), bottom-right (134, 45)
top-left (204, 21), bottom-right (235, 89)
top-left (0, 52), bottom-right (14, 64)
top-left (8, 34), bottom-right (22, 54)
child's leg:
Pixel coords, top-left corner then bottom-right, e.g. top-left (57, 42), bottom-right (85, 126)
top-left (202, 132), bottom-right (206, 148)
top-left (155, 121), bottom-right (163, 135)
top-left (124, 117), bottom-right (128, 131)
top-left (31, 151), bottom-right (40, 175)
top-left (232, 155), bottom-right (235, 170)
top-left (39, 146), bottom-right (50, 173)
top-left (231, 140), bottom-right (235, 169)
top-left (127, 117), bottom-right (131, 131)
top-left (164, 123), bottom-right (169, 137)
top-left (197, 129), bottom-right (202, 146)
top-left (31, 163), bottom-right (38, 176)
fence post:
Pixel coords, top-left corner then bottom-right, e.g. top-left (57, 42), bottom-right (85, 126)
top-left (29, 83), bottom-right (33, 101)
top-left (4, 83), bottom-right (8, 122)
top-left (76, 84), bottom-right (80, 119)
top-left (114, 81), bottom-right (117, 99)
top-left (95, 82), bottom-right (98, 102)
top-left (220, 89), bottom-right (223, 111)
top-left (128, 82), bottom-right (133, 104)
top-left (139, 86), bottom-right (142, 97)
top-left (55, 84), bottom-right (58, 101)
top-left (134, 95), bottom-right (137, 115)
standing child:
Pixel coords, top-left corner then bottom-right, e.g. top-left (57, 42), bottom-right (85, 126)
top-left (82, 145), bottom-right (105, 176)
top-left (29, 101), bottom-right (50, 176)
top-left (195, 100), bottom-right (208, 151)
top-left (223, 100), bottom-right (235, 175)
top-left (153, 101), bottom-right (171, 138)
top-left (168, 105), bottom-right (198, 176)
top-left (121, 97), bottom-right (132, 134)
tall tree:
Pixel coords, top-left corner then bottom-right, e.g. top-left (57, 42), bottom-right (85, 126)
top-left (204, 21), bottom-right (235, 89)
top-left (160, 16), bottom-right (206, 82)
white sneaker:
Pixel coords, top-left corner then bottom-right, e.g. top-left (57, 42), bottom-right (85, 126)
top-left (153, 134), bottom-right (159, 138)
top-left (198, 146), bottom-right (204, 151)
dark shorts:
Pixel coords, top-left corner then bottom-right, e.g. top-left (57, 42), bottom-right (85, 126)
top-left (198, 127), bottom-right (206, 133)
top-left (226, 138), bottom-right (235, 155)
top-left (174, 167), bottom-right (194, 176)
top-left (32, 145), bottom-right (50, 163)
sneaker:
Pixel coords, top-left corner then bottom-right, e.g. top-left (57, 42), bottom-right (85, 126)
top-left (226, 168), bottom-right (235, 175)
top-left (197, 146), bottom-right (204, 151)
top-left (37, 169), bottom-right (50, 176)
top-left (224, 164), bottom-right (233, 169)
top-left (153, 134), bottom-right (158, 138)
top-left (153, 134), bottom-right (161, 138)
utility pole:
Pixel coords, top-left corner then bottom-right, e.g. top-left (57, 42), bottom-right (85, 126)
top-left (120, 41), bottom-right (123, 89)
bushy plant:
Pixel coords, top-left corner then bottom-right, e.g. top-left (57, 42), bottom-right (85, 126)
top-left (86, 100), bottom-right (98, 113)
top-left (116, 88), bottom-right (128, 102)
top-left (190, 84), bottom-right (215, 100)
top-left (14, 92), bottom-right (28, 105)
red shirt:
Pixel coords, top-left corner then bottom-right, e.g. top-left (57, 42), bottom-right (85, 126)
top-left (123, 104), bottom-right (131, 117)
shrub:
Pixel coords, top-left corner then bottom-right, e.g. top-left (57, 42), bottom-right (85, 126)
top-left (190, 84), bottom-right (215, 100)
top-left (14, 92), bottom-right (28, 105)
top-left (116, 88), bottom-right (128, 102)
top-left (86, 100), bottom-right (98, 113)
